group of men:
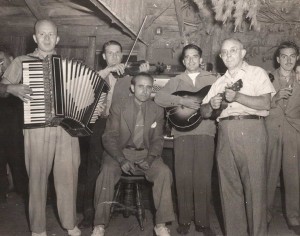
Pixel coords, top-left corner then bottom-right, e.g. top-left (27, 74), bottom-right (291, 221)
top-left (1, 18), bottom-right (300, 236)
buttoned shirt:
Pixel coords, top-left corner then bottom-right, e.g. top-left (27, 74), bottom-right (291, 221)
top-left (202, 62), bottom-right (276, 119)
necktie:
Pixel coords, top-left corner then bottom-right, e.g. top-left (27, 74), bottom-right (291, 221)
top-left (133, 106), bottom-right (144, 148)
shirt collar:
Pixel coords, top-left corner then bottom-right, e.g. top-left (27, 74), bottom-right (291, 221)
top-left (28, 48), bottom-right (57, 60)
top-left (224, 61), bottom-right (248, 80)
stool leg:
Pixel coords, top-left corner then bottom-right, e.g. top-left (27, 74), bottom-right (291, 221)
top-left (135, 183), bottom-right (145, 231)
top-left (123, 183), bottom-right (134, 218)
top-left (110, 182), bottom-right (122, 218)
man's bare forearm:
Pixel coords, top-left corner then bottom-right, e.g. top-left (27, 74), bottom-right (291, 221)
top-left (234, 93), bottom-right (271, 110)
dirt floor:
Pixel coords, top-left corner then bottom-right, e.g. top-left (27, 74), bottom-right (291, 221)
top-left (0, 186), bottom-right (298, 236)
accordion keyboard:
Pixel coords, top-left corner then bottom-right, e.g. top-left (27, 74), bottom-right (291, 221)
top-left (23, 61), bottom-right (47, 124)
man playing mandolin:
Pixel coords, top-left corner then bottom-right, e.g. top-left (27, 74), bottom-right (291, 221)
top-left (155, 44), bottom-right (217, 236)
top-left (201, 38), bottom-right (276, 236)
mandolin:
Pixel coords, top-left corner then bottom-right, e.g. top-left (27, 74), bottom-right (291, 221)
top-left (165, 79), bottom-right (243, 131)
top-left (210, 79), bottom-right (243, 119)
top-left (165, 85), bottom-right (211, 132)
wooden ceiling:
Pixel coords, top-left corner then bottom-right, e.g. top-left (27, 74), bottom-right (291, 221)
top-left (0, 0), bottom-right (145, 52)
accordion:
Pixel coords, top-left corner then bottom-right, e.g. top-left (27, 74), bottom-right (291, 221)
top-left (22, 55), bottom-right (109, 137)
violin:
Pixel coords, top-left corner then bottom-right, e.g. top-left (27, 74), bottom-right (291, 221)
top-left (112, 60), bottom-right (167, 78)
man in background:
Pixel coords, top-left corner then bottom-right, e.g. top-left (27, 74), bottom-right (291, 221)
top-left (0, 45), bottom-right (28, 203)
top-left (266, 41), bottom-right (300, 235)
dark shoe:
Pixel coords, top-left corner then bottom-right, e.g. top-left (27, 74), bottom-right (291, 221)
top-left (288, 224), bottom-right (300, 235)
top-left (176, 223), bottom-right (190, 235)
top-left (195, 226), bottom-right (216, 236)
top-left (78, 216), bottom-right (93, 229)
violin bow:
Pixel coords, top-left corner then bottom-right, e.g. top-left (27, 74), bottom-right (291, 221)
top-left (124, 15), bottom-right (148, 67)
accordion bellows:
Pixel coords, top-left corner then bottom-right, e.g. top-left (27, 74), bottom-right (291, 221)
top-left (22, 55), bottom-right (109, 137)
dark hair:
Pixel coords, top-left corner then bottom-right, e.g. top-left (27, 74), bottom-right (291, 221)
top-left (102, 40), bottom-right (122, 53)
top-left (131, 72), bottom-right (154, 85)
top-left (275, 41), bottom-right (299, 58)
top-left (0, 45), bottom-right (14, 58)
top-left (181, 44), bottom-right (202, 59)
top-left (206, 62), bottom-right (213, 72)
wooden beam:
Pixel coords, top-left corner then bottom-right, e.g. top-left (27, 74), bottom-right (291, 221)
top-left (89, 0), bottom-right (147, 45)
top-left (85, 36), bottom-right (96, 69)
top-left (24, 0), bottom-right (48, 20)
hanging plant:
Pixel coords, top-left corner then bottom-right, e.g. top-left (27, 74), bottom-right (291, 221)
top-left (191, 0), bottom-right (262, 31)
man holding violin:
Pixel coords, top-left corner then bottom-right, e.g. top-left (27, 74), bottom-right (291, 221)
top-left (79, 40), bottom-right (150, 228)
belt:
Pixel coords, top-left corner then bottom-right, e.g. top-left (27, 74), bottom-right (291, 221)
top-left (125, 145), bottom-right (145, 151)
top-left (219, 115), bottom-right (264, 121)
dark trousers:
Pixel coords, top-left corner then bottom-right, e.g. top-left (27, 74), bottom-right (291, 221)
top-left (0, 98), bottom-right (28, 197)
top-left (174, 135), bottom-right (215, 227)
top-left (82, 117), bottom-right (107, 217)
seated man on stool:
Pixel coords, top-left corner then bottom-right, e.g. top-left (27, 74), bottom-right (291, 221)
top-left (92, 72), bottom-right (175, 236)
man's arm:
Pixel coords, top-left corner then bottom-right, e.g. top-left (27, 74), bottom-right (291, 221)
top-left (102, 101), bottom-right (126, 164)
top-left (225, 89), bottom-right (271, 110)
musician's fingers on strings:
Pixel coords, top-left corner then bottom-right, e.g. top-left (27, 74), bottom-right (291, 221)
top-left (139, 61), bottom-right (150, 72)
top-left (113, 63), bottom-right (125, 75)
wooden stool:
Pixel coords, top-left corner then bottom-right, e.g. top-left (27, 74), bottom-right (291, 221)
top-left (110, 173), bottom-right (146, 230)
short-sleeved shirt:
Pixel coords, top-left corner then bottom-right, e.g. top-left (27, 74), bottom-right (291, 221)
top-left (3, 48), bottom-right (54, 85)
top-left (202, 61), bottom-right (276, 119)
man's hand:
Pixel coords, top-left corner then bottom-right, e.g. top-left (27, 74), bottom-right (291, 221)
top-left (139, 61), bottom-right (150, 73)
top-left (120, 159), bottom-right (135, 175)
top-left (274, 88), bottom-right (292, 101)
top-left (209, 94), bottom-right (223, 109)
top-left (6, 84), bottom-right (32, 102)
top-left (225, 88), bottom-right (238, 103)
top-left (179, 97), bottom-right (201, 110)
top-left (109, 63), bottom-right (125, 75)
top-left (134, 159), bottom-right (151, 171)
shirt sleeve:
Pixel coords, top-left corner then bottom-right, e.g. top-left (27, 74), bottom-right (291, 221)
top-left (2, 57), bottom-right (23, 85)
top-left (253, 67), bottom-right (276, 97)
top-left (154, 75), bottom-right (182, 107)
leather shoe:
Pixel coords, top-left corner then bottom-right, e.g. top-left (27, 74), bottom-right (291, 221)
top-left (288, 224), bottom-right (300, 235)
top-left (195, 225), bottom-right (216, 236)
top-left (176, 223), bottom-right (190, 235)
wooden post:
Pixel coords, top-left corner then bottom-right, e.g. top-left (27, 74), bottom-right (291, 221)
top-left (85, 36), bottom-right (96, 69)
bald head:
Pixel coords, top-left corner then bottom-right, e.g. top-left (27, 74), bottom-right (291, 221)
top-left (34, 20), bottom-right (57, 34)
top-left (222, 38), bottom-right (244, 50)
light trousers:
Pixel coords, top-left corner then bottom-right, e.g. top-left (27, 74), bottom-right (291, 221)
top-left (217, 120), bottom-right (267, 236)
top-left (24, 126), bottom-right (80, 233)
top-left (94, 149), bottom-right (175, 226)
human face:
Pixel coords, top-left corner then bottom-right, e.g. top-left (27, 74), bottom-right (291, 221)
top-left (182, 48), bottom-right (202, 73)
top-left (220, 40), bottom-right (245, 71)
top-left (33, 21), bottom-right (59, 56)
top-left (130, 76), bottom-right (153, 104)
top-left (0, 52), bottom-right (12, 77)
top-left (103, 44), bottom-right (123, 66)
top-left (277, 48), bottom-right (298, 72)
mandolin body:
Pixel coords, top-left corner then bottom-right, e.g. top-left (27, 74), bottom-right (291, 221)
top-left (165, 85), bottom-right (211, 131)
